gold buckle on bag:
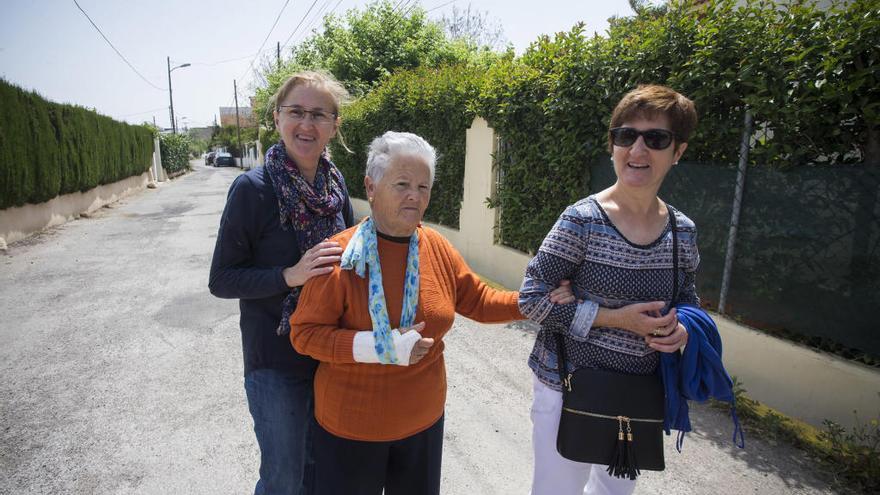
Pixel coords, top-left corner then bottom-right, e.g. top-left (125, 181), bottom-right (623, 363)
top-left (560, 408), bottom-right (664, 424)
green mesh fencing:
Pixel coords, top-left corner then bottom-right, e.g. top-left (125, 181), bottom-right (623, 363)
top-left (589, 160), bottom-right (880, 358)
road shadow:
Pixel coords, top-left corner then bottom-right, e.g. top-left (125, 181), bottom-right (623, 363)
top-left (688, 401), bottom-right (854, 494)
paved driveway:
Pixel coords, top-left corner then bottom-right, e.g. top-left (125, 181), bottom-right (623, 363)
top-left (0, 163), bottom-right (846, 494)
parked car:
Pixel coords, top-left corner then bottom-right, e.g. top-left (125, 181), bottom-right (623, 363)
top-left (214, 152), bottom-right (235, 167)
top-left (205, 151), bottom-right (216, 166)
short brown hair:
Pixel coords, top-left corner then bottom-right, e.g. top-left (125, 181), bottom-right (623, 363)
top-left (608, 84), bottom-right (697, 153)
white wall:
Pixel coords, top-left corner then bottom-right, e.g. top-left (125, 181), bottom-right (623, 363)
top-left (0, 141), bottom-right (165, 248)
top-left (0, 172), bottom-right (152, 247)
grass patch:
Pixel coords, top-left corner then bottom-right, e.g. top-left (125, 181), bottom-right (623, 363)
top-left (713, 378), bottom-right (880, 494)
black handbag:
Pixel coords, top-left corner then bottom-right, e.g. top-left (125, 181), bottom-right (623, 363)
top-left (554, 207), bottom-right (678, 480)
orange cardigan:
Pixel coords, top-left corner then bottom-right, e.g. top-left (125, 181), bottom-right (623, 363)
top-left (290, 225), bottom-right (522, 441)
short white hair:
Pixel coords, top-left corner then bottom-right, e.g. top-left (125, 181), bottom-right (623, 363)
top-left (365, 131), bottom-right (436, 184)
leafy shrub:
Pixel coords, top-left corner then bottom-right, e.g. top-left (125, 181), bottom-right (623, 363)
top-left (252, 0), bottom-right (879, 254)
top-left (821, 412), bottom-right (880, 492)
top-left (258, 128), bottom-right (279, 158)
top-left (252, 0), bottom-right (501, 131)
top-left (477, 0), bottom-right (880, 252)
top-left (720, 379), bottom-right (880, 493)
top-left (330, 64), bottom-right (486, 228)
top-left (477, 32), bottom-right (610, 253)
top-left (159, 133), bottom-right (192, 174)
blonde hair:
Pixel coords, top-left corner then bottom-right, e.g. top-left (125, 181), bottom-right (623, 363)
top-left (271, 70), bottom-right (352, 152)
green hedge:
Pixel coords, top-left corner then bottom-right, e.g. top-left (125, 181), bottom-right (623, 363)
top-left (478, 38), bottom-right (611, 253)
top-left (159, 133), bottom-right (192, 174)
top-left (476, 0), bottom-right (879, 252)
top-left (316, 0), bottom-right (877, 248)
top-left (330, 64), bottom-right (486, 228)
top-left (0, 79), bottom-right (154, 209)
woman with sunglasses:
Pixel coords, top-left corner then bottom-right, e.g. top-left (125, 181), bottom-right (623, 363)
top-left (209, 71), bottom-right (355, 495)
top-left (519, 84), bottom-right (699, 494)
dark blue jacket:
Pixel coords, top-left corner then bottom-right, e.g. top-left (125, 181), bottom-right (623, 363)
top-left (660, 303), bottom-right (744, 450)
top-left (209, 166), bottom-right (354, 376)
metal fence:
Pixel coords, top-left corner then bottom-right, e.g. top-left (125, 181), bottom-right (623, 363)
top-left (589, 160), bottom-right (880, 358)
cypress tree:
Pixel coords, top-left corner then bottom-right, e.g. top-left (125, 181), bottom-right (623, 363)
top-left (0, 79), bottom-right (153, 209)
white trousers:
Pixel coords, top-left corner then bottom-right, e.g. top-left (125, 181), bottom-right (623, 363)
top-left (530, 375), bottom-right (637, 495)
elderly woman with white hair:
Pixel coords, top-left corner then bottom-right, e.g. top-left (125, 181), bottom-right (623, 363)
top-left (290, 131), bottom-right (573, 494)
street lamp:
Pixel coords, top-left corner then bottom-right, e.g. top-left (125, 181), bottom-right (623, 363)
top-left (167, 57), bottom-right (190, 134)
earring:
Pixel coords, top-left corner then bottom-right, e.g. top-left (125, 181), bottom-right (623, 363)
top-left (368, 197), bottom-right (373, 203)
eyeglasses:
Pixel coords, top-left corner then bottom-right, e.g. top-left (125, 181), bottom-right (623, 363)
top-left (609, 127), bottom-right (674, 150)
top-left (277, 105), bottom-right (337, 125)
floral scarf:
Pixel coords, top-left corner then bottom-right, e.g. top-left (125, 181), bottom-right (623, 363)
top-left (340, 217), bottom-right (420, 364)
top-left (265, 142), bottom-right (346, 336)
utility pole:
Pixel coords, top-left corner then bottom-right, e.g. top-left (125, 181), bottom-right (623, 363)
top-left (167, 56), bottom-right (175, 133)
top-left (167, 57), bottom-right (191, 134)
top-left (234, 80), bottom-right (243, 165)
top-left (277, 41), bottom-right (281, 69)
top-left (718, 109), bottom-right (753, 314)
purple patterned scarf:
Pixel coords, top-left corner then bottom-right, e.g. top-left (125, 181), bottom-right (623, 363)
top-left (264, 142), bottom-right (346, 335)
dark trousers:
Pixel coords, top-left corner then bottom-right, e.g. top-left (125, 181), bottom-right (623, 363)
top-left (311, 415), bottom-right (444, 495)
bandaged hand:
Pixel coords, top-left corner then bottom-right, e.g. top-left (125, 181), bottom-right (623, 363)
top-left (352, 322), bottom-right (432, 366)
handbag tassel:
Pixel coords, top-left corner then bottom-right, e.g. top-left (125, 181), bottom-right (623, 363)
top-left (606, 417), bottom-right (641, 480)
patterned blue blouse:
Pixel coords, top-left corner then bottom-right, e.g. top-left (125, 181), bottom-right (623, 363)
top-left (519, 195), bottom-right (700, 391)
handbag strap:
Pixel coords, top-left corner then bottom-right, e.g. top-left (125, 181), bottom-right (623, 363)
top-left (670, 205), bottom-right (679, 309)
top-left (555, 203), bottom-right (679, 388)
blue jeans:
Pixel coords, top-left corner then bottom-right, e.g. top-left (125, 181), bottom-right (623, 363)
top-left (244, 368), bottom-right (314, 495)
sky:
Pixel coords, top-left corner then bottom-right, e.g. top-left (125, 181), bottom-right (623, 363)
top-left (1, 0), bottom-right (636, 129)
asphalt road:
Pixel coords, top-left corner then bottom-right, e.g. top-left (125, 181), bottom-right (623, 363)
top-left (0, 162), bottom-right (850, 494)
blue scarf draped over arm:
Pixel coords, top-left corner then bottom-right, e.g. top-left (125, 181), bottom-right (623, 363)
top-left (660, 303), bottom-right (745, 451)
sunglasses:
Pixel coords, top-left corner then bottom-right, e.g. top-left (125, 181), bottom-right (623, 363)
top-left (609, 127), bottom-right (675, 150)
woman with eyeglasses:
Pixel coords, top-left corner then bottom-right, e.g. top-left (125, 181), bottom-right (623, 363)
top-left (519, 85), bottom-right (700, 494)
top-left (209, 70), bottom-right (355, 495)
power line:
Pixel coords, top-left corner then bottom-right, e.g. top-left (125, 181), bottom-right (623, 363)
top-left (237, 0), bottom-right (344, 108)
top-left (281, 0), bottom-right (321, 53)
top-left (238, 0), bottom-right (293, 82)
top-left (391, 0), bottom-right (422, 30)
top-left (259, 0), bottom-right (294, 55)
top-left (190, 52), bottom-right (266, 67)
top-left (288, 0), bottom-right (346, 51)
top-left (393, 0), bottom-right (419, 21)
top-left (296, 0), bottom-right (338, 44)
top-left (400, 1), bottom-right (423, 22)
top-left (425, 0), bottom-right (457, 13)
top-left (325, 0), bottom-right (348, 24)
top-left (116, 106), bottom-right (168, 118)
top-left (327, 0), bottom-right (347, 18)
top-left (391, 0), bottom-right (409, 14)
top-left (71, 0), bottom-right (165, 91)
